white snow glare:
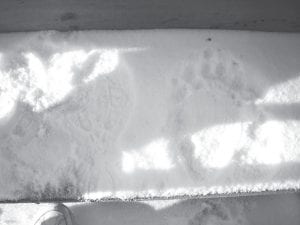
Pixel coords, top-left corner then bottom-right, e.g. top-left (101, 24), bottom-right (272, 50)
top-left (122, 138), bottom-right (174, 173)
top-left (256, 75), bottom-right (300, 105)
top-left (0, 49), bottom-right (119, 117)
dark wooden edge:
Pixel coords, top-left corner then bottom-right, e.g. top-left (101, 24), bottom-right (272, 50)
top-left (0, 188), bottom-right (299, 204)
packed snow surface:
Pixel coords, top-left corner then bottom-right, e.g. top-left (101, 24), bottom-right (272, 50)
top-left (0, 30), bottom-right (300, 201)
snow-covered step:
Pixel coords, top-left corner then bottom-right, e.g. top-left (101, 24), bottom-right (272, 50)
top-left (1, 193), bottom-right (300, 225)
top-left (0, 30), bottom-right (300, 201)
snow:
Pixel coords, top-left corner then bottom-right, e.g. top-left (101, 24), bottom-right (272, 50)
top-left (0, 30), bottom-right (300, 201)
top-left (122, 138), bottom-right (174, 173)
top-left (255, 76), bottom-right (300, 105)
top-left (1, 193), bottom-right (300, 225)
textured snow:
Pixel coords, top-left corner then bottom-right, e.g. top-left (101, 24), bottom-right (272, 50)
top-left (256, 76), bottom-right (300, 104)
top-left (0, 30), bottom-right (300, 201)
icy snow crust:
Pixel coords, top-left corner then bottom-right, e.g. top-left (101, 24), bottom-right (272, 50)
top-left (0, 30), bottom-right (300, 201)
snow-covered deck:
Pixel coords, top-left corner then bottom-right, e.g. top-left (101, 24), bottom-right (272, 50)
top-left (0, 30), bottom-right (300, 201)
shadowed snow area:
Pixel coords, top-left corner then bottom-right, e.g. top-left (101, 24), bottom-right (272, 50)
top-left (1, 193), bottom-right (300, 225)
top-left (0, 30), bottom-right (300, 201)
